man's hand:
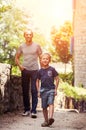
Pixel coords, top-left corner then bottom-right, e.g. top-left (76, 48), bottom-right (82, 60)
top-left (19, 65), bottom-right (25, 71)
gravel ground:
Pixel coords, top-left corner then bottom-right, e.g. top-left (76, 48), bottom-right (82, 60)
top-left (0, 109), bottom-right (86, 130)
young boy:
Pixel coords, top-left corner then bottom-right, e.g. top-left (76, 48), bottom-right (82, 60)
top-left (36, 53), bottom-right (59, 127)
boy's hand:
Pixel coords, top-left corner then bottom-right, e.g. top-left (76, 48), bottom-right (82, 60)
top-left (54, 89), bottom-right (57, 96)
top-left (38, 92), bottom-right (41, 98)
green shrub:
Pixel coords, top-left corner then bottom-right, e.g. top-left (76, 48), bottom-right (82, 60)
top-left (59, 72), bottom-right (74, 85)
top-left (11, 66), bottom-right (21, 76)
top-left (59, 82), bottom-right (86, 101)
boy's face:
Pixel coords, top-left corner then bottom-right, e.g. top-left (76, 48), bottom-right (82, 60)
top-left (40, 54), bottom-right (50, 67)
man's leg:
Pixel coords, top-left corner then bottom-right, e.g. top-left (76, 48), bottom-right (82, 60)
top-left (21, 69), bottom-right (30, 112)
top-left (31, 70), bottom-right (38, 116)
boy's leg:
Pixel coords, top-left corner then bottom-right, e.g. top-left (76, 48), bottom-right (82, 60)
top-left (41, 92), bottom-right (49, 127)
top-left (41, 108), bottom-right (49, 127)
top-left (48, 92), bottom-right (55, 125)
top-left (43, 108), bottom-right (48, 122)
top-left (49, 104), bottom-right (54, 119)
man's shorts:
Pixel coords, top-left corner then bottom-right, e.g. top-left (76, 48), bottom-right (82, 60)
top-left (40, 90), bottom-right (55, 109)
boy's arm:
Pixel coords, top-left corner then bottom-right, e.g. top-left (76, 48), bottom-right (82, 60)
top-left (36, 79), bottom-right (39, 92)
top-left (54, 75), bottom-right (59, 96)
top-left (36, 79), bottom-right (40, 97)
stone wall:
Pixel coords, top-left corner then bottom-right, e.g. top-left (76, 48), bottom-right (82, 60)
top-left (73, 0), bottom-right (86, 88)
top-left (0, 63), bottom-right (23, 114)
top-left (10, 75), bottom-right (23, 111)
top-left (0, 63), bottom-right (11, 113)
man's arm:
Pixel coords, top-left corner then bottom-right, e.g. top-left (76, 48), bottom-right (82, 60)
top-left (15, 52), bottom-right (24, 71)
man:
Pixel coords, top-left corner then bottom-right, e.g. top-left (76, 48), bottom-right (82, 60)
top-left (15, 29), bottom-right (42, 118)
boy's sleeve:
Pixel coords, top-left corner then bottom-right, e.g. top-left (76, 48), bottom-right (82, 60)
top-left (53, 68), bottom-right (59, 77)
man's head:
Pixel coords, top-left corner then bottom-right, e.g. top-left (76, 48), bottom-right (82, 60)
top-left (24, 29), bottom-right (33, 44)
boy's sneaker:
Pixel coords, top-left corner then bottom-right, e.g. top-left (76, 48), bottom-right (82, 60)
top-left (22, 111), bottom-right (30, 116)
top-left (31, 113), bottom-right (37, 118)
top-left (41, 121), bottom-right (49, 127)
top-left (48, 118), bottom-right (54, 125)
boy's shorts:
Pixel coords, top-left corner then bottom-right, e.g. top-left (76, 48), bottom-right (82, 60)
top-left (40, 90), bottom-right (55, 109)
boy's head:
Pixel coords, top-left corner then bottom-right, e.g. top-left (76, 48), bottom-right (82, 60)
top-left (40, 53), bottom-right (51, 60)
top-left (40, 53), bottom-right (51, 67)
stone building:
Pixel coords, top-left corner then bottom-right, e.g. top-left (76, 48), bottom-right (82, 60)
top-left (73, 0), bottom-right (86, 88)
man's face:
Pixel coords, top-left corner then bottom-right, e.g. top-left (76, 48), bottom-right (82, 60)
top-left (24, 30), bottom-right (33, 43)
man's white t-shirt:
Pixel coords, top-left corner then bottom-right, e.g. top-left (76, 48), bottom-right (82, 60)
top-left (17, 42), bottom-right (42, 70)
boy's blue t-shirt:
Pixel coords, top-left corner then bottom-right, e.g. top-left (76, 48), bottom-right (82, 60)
top-left (37, 66), bottom-right (59, 91)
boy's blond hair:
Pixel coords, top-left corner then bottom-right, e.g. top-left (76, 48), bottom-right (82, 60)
top-left (40, 53), bottom-right (51, 61)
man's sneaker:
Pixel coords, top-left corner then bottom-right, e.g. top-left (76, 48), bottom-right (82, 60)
top-left (31, 113), bottom-right (37, 118)
top-left (22, 111), bottom-right (30, 116)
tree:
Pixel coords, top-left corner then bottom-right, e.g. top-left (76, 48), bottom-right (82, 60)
top-left (51, 21), bottom-right (73, 63)
top-left (0, 0), bottom-right (29, 65)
